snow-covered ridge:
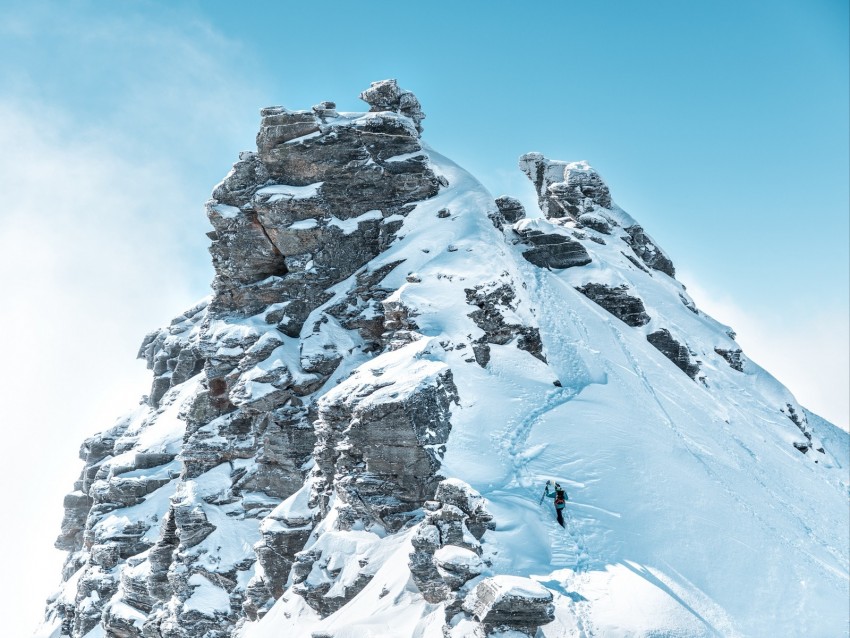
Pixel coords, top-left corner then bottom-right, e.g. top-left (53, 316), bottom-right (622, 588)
top-left (38, 80), bottom-right (848, 638)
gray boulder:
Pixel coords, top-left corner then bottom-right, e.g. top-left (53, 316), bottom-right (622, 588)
top-left (463, 576), bottom-right (555, 636)
top-left (647, 329), bottom-right (700, 379)
top-left (575, 283), bottom-right (651, 327)
top-left (495, 196), bottom-right (526, 224)
top-left (360, 78), bottom-right (426, 133)
top-left (623, 225), bottom-right (675, 277)
top-left (514, 225), bottom-right (592, 270)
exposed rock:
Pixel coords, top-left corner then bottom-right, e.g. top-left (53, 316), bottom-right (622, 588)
top-left (147, 509), bottom-right (179, 601)
top-left (495, 196), bottom-right (526, 224)
top-left (55, 491), bottom-right (93, 552)
top-left (137, 300), bottom-right (207, 407)
top-left (679, 292), bottom-right (698, 313)
top-left (291, 535), bottom-right (375, 617)
top-left (465, 283), bottom-right (545, 367)
top-left (434, 545), bottom-right (485, 590)
top-left (623, 225), bottom-right (675, 277)
top-left (575, 283), bottom-right (650, 327)
top-left (209, 81), bottom-right (440, 319)
top-left (578, 211), bottom-right (612, 234)
top-left (252, 484), bottom-right (316, 601)
top-left (256, 108), bottom-right (321, 152)
top-left (647, 329), bottom-right (700, 379)
top-left (513, 223), bottom-right (592, 270)
top-left (243, 408), bottom-right (316, 500)
top-left (519, 154), bottom-right (611, 219)
top-left (462, 576), bottom-right (555, 636)
top-left (359, 78), bottom-right (425, 133)
top-left (312, 101), bottom-right (338, 119)
top-left (408, 479), bottom-right (494, 604)
top-left (381, 297), bottom-right (421, 350)
top-left (313, 357), bottom-right (459, 533)
top-left (715, 347), bottom-right (744, 372)
top-left (325, 261), bottom-right (405, 353)
top-left (433, 479), bottom-right (495, 540)
top-left (622, 251), bottom-right (650, 273)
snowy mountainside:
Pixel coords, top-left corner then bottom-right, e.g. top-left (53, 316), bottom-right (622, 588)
top-left (37, 80), bottom-right (848, 638)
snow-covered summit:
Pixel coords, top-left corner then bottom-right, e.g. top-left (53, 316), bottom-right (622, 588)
top-left (37, 81), bottom-right (848, 638)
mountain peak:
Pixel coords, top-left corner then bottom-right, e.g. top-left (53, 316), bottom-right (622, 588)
top-left (359, 78), bottom-right (425, 134)
top-left (519, 152), bottom-right (613, 219)
top-left (36, 81), bottom-right (848, 638)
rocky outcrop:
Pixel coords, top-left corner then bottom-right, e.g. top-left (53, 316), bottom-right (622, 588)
top-left (208, 82), bottom-right (439, 318)
top-left (138, 301), bottom-right (207, 407)
top-left (623, 225), bottom-right (675, 277)
top-left (781, 403), bottom-right (826, 457)
top-left (465, 283), bottom-right (544, 367)
top-left (519, 154), bottom-right (611, 220)
top-left (313, 352), bottom-right (459, 534)
top-left (516, 152), bottom-right (678, 282)
top-left (408, 479), bottom-right (494, 604)
top-left (495, 196), bottom-right (526, 224)
top-left (513, 222), bottom-right (592, 270)
top-left (647, 329), bottom-right (700, 379)
top-left (575, 283), bottom-right (651, 327)
top-left (461, 576), bottom-right (555, 636)
top-left (360, 78), bottom-right (426, 133)
top-left (41, 80), bottom-right (452, 638)
top-left (490, 195), bottom-right (526, 229)
top-left (715, 347), bottom-right (744, 372)
top-left (252, 486), bottom-right (315, 604)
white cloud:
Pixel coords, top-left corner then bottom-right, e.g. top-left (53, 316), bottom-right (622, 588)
top-left (0, 99), bottom-right (206, 633)
top-left (0, 6), bottom-right (266, 632)
top-left (680, 272), bottom-right (849, 432)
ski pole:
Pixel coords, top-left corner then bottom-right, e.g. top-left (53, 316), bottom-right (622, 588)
top-left (539, 480), bottom-right (550, 505)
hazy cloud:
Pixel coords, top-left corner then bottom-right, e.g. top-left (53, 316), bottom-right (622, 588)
top-left (680, 273), bottom-right (849, 432)
top-left (0, 6), bottom-right (265, 631)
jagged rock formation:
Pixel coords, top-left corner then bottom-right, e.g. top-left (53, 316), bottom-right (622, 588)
top-left (715, 346), bottom-right (744, 372)
top-left (461, 577), bottom-right (555, 637)
top-left (40, 79), bottom-right (460, 638)
top-left (575, 283), bottom-right (651, 327)
top-left (519, 155), bottom-right (611, 219)
top-left (38, 80), bottom-right (848, 638)
top-left (465, 283), bottom-right (544, 367)
top-left (513, 220), bottom-right (592, 270)
top-left (647, 328), bottom-right (701, 379)
top-left (408, 479), bottom-right (494, 604)
top-left (494, 195), bottom-right (526, 224)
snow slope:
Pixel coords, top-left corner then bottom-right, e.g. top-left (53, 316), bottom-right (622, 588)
top-left (239, 144), bottom-right (849, 636)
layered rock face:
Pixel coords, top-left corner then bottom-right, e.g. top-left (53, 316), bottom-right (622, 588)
top-left (39, 80), bottom-right (478, 638)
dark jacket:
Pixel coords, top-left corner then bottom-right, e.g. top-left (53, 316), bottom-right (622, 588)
top-left (545, 486), bottom-right (568, 510)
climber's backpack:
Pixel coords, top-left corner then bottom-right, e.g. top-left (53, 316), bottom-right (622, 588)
top-left (554, 490), bottom-right (566, 506)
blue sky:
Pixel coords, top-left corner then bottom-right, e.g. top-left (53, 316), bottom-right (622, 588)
top-left (0, 1), bottom-right (847, 633)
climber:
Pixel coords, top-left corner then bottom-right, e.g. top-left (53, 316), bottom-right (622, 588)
top-left (543, 480), bottom-right (568, 527)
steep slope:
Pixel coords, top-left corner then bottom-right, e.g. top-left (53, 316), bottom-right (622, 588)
top-left (37, 81), bottom-right (848, 638)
